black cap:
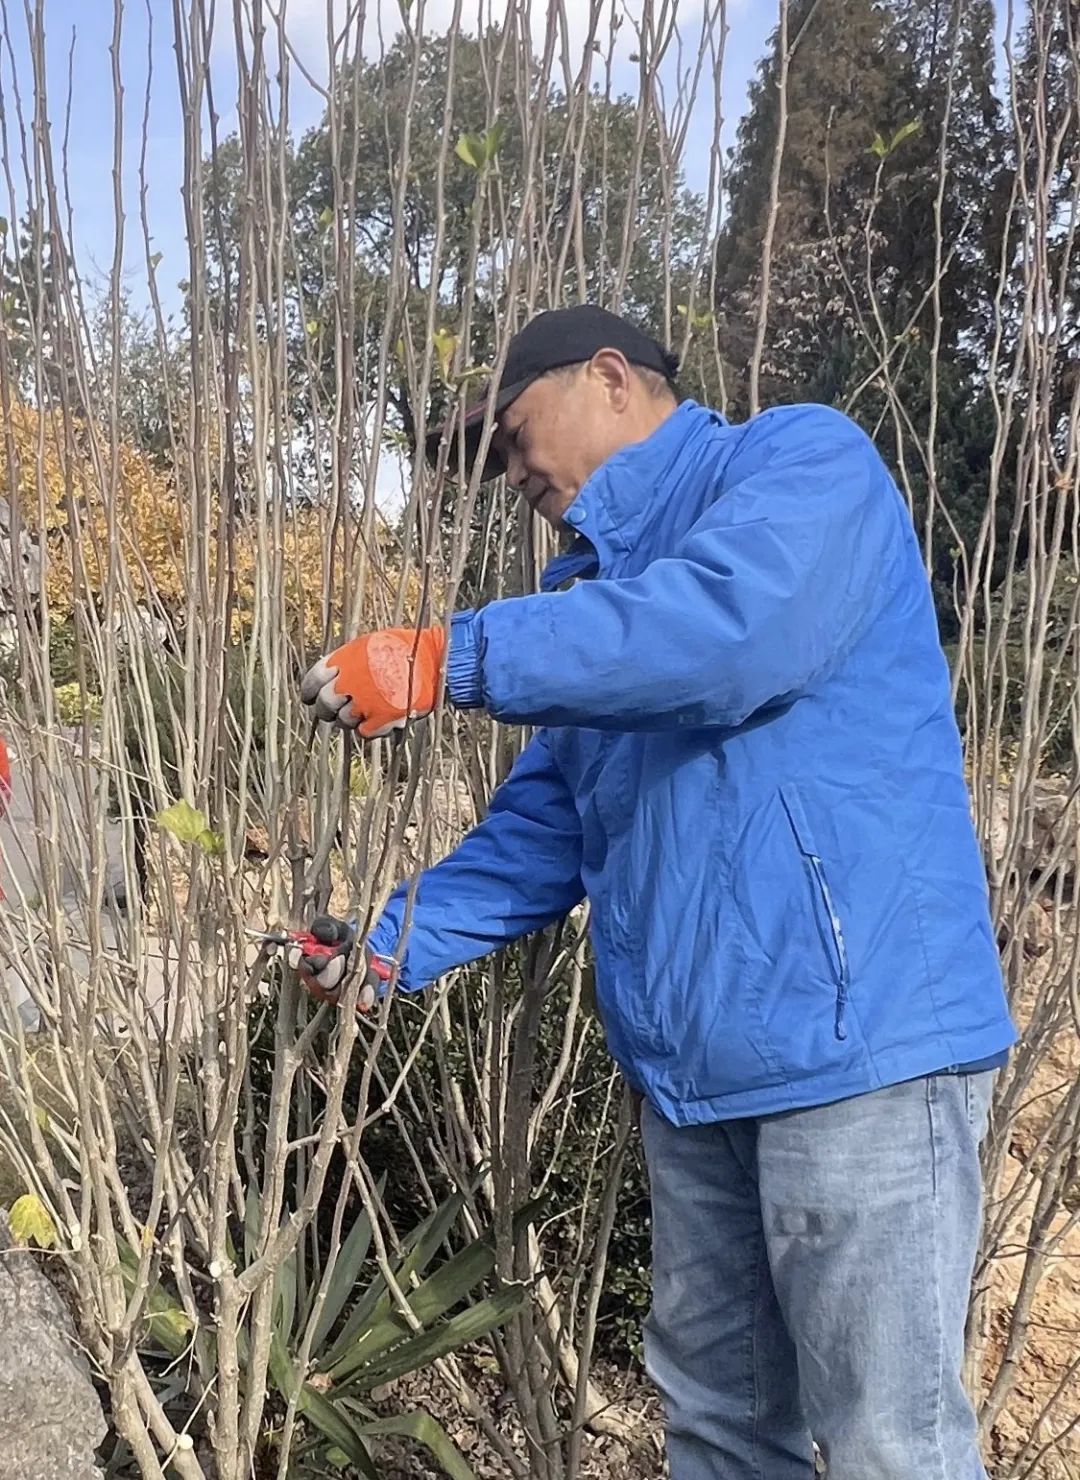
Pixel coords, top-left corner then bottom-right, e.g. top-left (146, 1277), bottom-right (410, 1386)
top-left (425, 305), bottom-right (679, 482)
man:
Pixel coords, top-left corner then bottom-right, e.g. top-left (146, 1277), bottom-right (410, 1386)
top-left (299, 305), bottom-right (1016, 1478)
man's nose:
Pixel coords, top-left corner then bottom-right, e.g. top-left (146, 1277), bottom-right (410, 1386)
top-left (504, 451), bottom-right (527, 490)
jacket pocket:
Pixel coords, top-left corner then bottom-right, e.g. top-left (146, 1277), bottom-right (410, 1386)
top-left (779, 785), bottom-right (851, 1041)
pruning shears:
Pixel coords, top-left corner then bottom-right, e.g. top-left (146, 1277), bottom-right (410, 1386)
top-left (245, 916), bottom-right (386, 1010)
top-left (244, 924), bottom-right (343, 966)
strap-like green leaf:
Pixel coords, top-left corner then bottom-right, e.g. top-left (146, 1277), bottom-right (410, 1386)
top-left (359, 1410), bottom-right (479, 1480)
top-left (322, 1190), bottom-right (466, 1371)
top-left (273, 1246), bottom-right (297, 1349)
top-left (345, 1287), bottom-right (526, 1394)
top-left (326, 1196), bottom-right (542, 1382)
top-left (309, 1200), bottom-right (378, 1353)
top-left (243, 1180), bottom-right (261, 1266)
top-left (117, 1244), bottom-right (193, 1359)
top-left (269, 1334), bottom-right (380, 1478)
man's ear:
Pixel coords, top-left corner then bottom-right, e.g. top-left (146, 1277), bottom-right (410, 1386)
top-left (587, 348), bottom-right (634, 410)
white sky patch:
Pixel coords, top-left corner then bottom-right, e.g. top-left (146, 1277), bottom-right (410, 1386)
top-left (218, 0), bottom-right (717, 99)
top-left (374, 440), bottom-right (410, 519)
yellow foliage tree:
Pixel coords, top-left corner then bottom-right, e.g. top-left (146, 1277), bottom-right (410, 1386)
top-left (0, 398), bottom-right (416, 645)
top-left (0, 397), bottom-right (187, 615)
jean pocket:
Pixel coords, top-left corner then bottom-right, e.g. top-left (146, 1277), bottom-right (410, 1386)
top-left (780, 784), bottom-right (851, 1041)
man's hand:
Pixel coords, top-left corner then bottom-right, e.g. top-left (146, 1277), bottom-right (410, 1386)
top-left (300, 627), bottom-right (446, 738)
top-left (288, 914), bottom-right (393, 1010)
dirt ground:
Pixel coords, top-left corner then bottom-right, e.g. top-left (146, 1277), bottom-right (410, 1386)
top-left (980, 900), bottom-right (1080, 1480)
top-left (371, 1359), bottom-right (666, 1480)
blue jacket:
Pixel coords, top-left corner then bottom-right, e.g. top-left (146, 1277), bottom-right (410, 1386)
top-left (369, 400), bottom-right (1016, 1124)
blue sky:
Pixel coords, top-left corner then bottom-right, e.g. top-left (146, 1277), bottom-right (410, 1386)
top-left (2, 1), bottom-right (1018, 318)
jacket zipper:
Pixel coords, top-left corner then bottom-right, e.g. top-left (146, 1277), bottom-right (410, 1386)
top-left (808, 854), bottom-right (851, 1041)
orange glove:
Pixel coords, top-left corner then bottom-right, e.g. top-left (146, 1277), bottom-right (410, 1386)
top-left (300, 626), bottom-right (446, 738)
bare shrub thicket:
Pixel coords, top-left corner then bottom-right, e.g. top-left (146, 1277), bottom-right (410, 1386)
top-left (0, 1), bottom-right (1075, 1476)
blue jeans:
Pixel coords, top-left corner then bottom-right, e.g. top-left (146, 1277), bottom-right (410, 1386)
top-left (641, 1073), bottom-right (993, 1479)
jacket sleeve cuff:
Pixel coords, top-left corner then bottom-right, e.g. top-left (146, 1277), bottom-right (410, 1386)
top-left (445, 609), bottom-right (485, 710)
top-left (367, 914), bottom-right (420, 993)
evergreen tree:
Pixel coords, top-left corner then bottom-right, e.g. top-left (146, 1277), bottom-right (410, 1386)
top-left (714, 0), bottom-right (1012, 637)
top-left (715, 0), bottom-right (893, 405)
top-left (0, 208), bottom-right (82, 411)
top-left (1012, 0), bottom-right (1079, 430)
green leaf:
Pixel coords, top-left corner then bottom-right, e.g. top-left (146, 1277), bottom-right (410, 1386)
top-left (243, 1181), bottom-right (262, 1265)
top-left (156, 799), bottom-right (209, 846)
top-left (432, 327), bottom-right (457, 383)
top-left (677, 304), bottom-right (713, 333)
top-left (269, 1335), bottom-right (379, 1478)
top-left (274, 1247), bottom-right (298, 1348)
top-left (318, 206), bottom-right (334, 228)
top-left (869, 132), bottom-right (888, 159)
top-left (305, 318), bottom-right (320, 337)
top-left (196, 827), bottom-right (225, 856)
top-left (323, 1191), bottom-right (466, 1377)
top-left (269, 1330), bottom-right (299, 1398)
top-left (147, 1298), bottom-right (194, 1354)
top-left (353, 1288), bottom-right (527, 1393)
top-left (482, 121), bottom-right (505, 164)
top-left (358, 1411), bottom-right (479, 1480)
top-left (9, 1193), bottom-right (57, 1249)
top-left (116, 1244), bottom-right (193, 1356)
top-left (310, 1202), bottom-right (377, 1352)
top-left (0, 217), bottom-right (8, 237)
top-left (455, 123), bottom-right (504, 170)
top-left (890, 119), bottom-right (921, 152)
top-left (454, 133), bottom-right (486, 170)
top-left (156, 800), bottom-right (222, 856)
top-left (327, 1197), bottom-right (543, 1381)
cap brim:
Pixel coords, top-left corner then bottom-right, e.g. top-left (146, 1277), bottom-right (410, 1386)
top-left (424, 377), bottom-right (534, 483)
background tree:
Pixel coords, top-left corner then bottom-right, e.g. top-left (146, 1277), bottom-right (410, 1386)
top-left (714, 0), bottom-right (1012, 637)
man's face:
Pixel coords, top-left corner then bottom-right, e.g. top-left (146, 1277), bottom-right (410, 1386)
top-left (492, 364), bottom-right (631, 528)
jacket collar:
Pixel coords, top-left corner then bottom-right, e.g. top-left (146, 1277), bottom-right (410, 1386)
top-left (539, 537), bottom-right (598, 592)
top-left (539, 400), bottom-right (725, 587)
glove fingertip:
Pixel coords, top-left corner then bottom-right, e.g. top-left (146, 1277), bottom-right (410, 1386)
top-left (310, 914), bottom-right (346, 945)
top-left (301, 658), bottom-right (338, 705)
top-left (322, 954), bottom-right (347, 992)
top-left (314, 685), bottom-right (351, 724)
top-left (359, 716), bottom-right (407, 741)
